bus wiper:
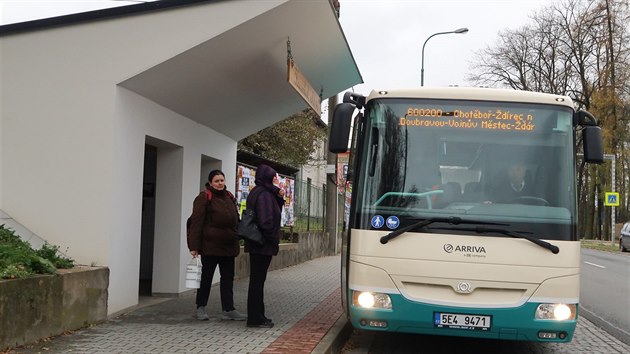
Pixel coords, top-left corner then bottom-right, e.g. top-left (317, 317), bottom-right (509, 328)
top-left (379, 217), bottom-right (507, 245)
top-left (428, 226), bottom-right (560, 254)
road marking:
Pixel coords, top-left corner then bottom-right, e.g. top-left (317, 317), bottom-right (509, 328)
top-left (583, 261), bottom-right (606, 269)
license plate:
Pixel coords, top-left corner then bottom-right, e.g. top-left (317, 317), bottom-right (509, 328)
top-left (434, 312), bottom-right (492, 331)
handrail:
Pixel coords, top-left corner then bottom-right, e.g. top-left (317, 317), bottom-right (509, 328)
top-left (374, 190), bottom-right (443, 208)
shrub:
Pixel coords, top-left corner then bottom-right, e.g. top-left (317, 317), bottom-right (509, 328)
top-left (36, 243), bottom-right (74, 269)
top-left (0, 224), bottom-right (74, 279)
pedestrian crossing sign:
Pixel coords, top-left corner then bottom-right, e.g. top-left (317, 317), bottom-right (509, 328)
top-left (604, 192), bottom-right (619, 206)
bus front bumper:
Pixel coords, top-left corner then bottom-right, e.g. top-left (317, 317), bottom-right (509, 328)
top-left (349, 293), bottom-right (577, 342)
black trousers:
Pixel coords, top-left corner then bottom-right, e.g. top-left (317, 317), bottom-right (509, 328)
top-left (195, 255), bottom-right (236, 312)
top-left (247, 253), bottom-right (273, 324)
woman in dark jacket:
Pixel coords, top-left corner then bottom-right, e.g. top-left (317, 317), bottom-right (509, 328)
top-left (244, 164), bottom-right (285, 328)
top-left (187, 170), bottom-right (246, 321)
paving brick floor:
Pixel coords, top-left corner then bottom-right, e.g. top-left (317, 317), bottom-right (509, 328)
top-left (263, 288), bottom-right (342, 354)
top-left (7, 256), bottom-right (343, 354)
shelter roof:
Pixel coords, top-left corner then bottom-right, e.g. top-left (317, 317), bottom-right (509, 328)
top-left (1, 0), bottom-right (362, 140)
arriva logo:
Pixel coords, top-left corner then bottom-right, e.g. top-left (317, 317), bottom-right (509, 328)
top-left (443, 244), bottom-right (486, 254)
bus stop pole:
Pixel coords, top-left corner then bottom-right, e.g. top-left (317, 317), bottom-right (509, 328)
top-left (606, 154), bottom-right (616, 246)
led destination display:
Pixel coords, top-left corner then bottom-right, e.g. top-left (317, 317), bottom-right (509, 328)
top-left (400, 107), bottom-right (537, 132)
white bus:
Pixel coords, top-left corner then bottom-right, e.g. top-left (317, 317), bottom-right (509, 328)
top-left (329, 87), bottom-right (603, 342)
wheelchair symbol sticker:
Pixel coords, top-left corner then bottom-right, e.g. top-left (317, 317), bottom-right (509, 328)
top-left (386, 216), bottom-right (400, 230)
top-left (371, 215), bottom-right (385, 229)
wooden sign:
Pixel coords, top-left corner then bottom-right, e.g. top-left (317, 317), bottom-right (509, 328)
top-left (287, 59), bottom-right (321, 116)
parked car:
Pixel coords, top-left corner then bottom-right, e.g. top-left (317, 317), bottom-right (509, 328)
top-left (620, 222), bottom-right (630, 252)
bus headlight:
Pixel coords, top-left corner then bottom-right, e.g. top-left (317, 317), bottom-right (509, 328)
top-left (535, 304), bottom-right (576, 320)
top-left (352, 291), bottom-right (392, 309)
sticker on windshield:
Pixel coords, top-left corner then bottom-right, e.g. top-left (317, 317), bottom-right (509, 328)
top-left (371, 215), bottom-right (385, 229)
top-left (386, 216), bottom-right (400, 230)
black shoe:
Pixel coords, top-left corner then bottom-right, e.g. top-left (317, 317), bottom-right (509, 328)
top-left (247, 319), bottom-right (274, 328)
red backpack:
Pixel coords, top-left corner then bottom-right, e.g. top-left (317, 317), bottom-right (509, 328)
top-left (186, 190), bottom-right (235, 236)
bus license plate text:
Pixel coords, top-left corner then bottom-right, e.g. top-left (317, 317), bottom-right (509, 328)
top-left (434, 312), bottom-right (491, 331)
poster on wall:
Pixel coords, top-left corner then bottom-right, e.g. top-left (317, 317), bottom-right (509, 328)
top-left (337, 152), bottom-right (351, 227)
top-left (236, 164), bottom-right (294, 227)
top-left (278, 176), bottom-right (294, 227)
top-left (236, 165), bottom-right (255, 216)
top-left (336, 152), bottom-right (349, 194)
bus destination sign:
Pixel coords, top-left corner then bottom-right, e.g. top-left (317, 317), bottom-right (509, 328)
top-left (400, 107), bottom-right (537, 132)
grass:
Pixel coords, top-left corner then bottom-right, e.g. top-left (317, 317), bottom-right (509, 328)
top-left (284, 217), bottom-right (325, 232)
top-left (580, 239), bottom-right (622, 253)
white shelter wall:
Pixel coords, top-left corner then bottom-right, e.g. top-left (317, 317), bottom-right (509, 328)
top-left (112, 88), bottom-right (236, 315)
top-left (0, 2), bottom-right (250, 313)
top-left (1, 42), bottom-right (117, 268)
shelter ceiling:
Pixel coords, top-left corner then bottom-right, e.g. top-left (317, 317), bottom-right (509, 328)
top-left (119, 0), bottom-right (362, 140)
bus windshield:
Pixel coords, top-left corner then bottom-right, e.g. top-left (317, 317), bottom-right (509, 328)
top-left (355, 98), bottom-right (576, 241)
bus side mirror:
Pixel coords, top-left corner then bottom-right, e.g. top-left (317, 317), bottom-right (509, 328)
top-left (583, 126), bottom-right (604, 164)
top-left (574, 110), bottom-right (597, 126)
top-left (329, 103), bottom-right (355, 153)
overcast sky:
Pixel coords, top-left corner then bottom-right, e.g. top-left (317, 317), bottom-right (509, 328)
top-left (1, 0), bottom-right (550, 94)
top-left (0, 0), bottom-right (157, 25)
top-left (339, 0), bottom-right (550, 94)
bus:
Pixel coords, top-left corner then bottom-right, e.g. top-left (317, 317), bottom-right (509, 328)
top-left (329, 87), bottom-right (603, 342)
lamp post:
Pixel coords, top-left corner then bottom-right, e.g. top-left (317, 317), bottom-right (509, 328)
top-left (421, 27), bottom-right (469, 86)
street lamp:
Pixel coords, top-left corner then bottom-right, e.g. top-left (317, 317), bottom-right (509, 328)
top-left (421, 27), bottom-right (469, 86)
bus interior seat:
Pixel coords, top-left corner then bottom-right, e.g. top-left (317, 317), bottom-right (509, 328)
top-left (462, 181), bottom-right (483, 202)
top-left (524, 169), bottom-right (533, 188)
top-left (464, 181), bottom-right (480, 194)
top-left (533, 165), bottom-right (553, 205)
top-left (446, 182), bottom-right (462, 198)
top-left (435, 182), bottom-right (461, 208)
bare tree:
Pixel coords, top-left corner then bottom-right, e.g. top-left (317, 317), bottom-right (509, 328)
top-left (467, 0), bottom-right (630, 238)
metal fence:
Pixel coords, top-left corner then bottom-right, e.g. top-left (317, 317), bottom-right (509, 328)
top-left (285, 178), bottom-right (345, 233)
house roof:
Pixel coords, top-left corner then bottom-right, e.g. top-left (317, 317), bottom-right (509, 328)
top-left (1, 0), bottom-right (363, 141)
top-left (0, 1), bottom-right (219, 35)
top-left (237, 150), bottom-right (299, 177)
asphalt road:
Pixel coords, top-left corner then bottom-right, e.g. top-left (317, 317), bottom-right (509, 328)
top-left (580, 248), bottom-right (630, 345)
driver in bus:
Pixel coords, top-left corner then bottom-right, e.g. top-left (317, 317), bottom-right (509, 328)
top-left (489, 162), bottom-right (534, 203)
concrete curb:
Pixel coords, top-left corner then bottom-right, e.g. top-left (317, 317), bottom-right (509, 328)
top-left (580, 305), bottom-right (630, 346)
top-left (312, 314), bottom-right (352, 354)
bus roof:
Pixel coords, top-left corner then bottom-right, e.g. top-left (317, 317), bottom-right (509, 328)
top-left (366, 87), bottom-right (575, 110)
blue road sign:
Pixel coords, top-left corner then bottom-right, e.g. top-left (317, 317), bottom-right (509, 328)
top-left (605, 192), bottom-right (619, 206)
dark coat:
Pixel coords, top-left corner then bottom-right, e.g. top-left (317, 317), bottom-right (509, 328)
top-left (491, 180), bottom-right (535, 203)
top-left (244, 164), bottom-right (284, 256)
top-left (187, 186), bottom-right (240, 257)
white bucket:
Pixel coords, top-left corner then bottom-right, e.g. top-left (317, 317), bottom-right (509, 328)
top-left (185, 257), bottom-right (202, 289)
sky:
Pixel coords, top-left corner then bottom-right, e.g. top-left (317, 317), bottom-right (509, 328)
top-left (0, 0), bottom-right (158, 25)
top-left (1, 0), bottom-right (551, 95)
top-left (338, 0), bottom-right (551, 94)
